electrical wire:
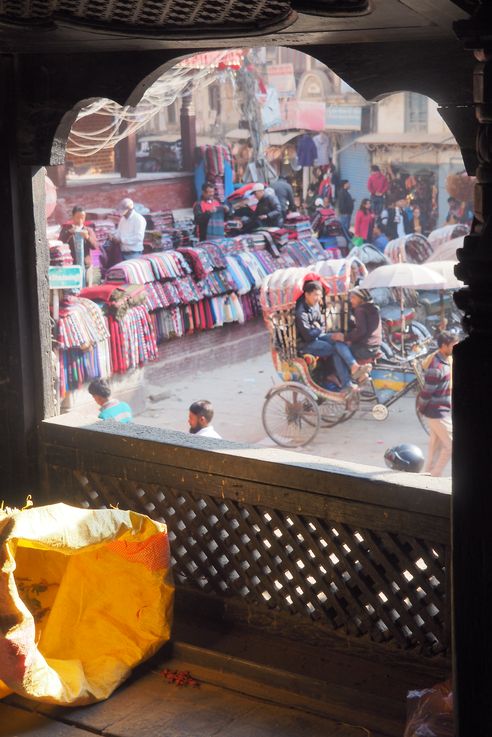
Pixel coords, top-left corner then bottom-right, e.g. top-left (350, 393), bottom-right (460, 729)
top-left (66, 49), bottom-right (245, 158)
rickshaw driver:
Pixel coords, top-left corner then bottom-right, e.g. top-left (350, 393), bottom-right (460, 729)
top-left (295, 281), bottom-right (371, 389)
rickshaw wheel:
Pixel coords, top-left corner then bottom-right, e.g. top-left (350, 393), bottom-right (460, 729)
top-left (262, 385), bottom-right (320, 448)
top-left (372, 403), bottom-right (389, 421)
top-left (415, 397), bottom-right (430, 435)
top-left (320, 391), bottom-right (360, 426)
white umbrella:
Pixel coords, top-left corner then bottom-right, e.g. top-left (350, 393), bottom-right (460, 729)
top-left (360, 263), bottom-right (446, 355)
top-left (425, 260), bottom-right (464, 324)
top-left (359, 263), bottom-right (446, 291)
top-left (426, 236), bottom-right (464, 263)
top-left (425, 260), bottom-right (463, 290)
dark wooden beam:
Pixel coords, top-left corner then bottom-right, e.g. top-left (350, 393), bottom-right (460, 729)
top-left (0, 59), bottom-right (51, 501)
top-left (180, 89), bottom-right (196, 172)
top-left (116, 128), bottom-right (137, 179)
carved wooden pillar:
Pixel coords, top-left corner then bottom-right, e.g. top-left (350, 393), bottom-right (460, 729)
top-left (117, 129), bottom-right (137, 179)
top-left (180, 84), bottom-right (196, 172)
top-left (453, 5), bottom-right (492, 735)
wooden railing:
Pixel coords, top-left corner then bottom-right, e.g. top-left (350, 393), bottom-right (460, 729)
top-left (40, 418), bottom-right (451, 662)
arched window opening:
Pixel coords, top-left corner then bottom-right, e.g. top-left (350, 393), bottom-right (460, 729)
top-left (44, 46), bottom-right (473, 481)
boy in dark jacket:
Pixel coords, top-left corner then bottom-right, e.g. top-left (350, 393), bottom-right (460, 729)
top-left (346, 288), bottom-right (382, 361)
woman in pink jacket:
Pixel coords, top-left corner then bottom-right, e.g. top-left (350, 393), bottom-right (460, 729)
top-left (354, 199), bottom-right (375, 243)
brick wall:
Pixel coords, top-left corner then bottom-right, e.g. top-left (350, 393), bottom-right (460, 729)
top-left (66, 113), bottom-right (115, 173)
top-left (53, 176), bottom-right (195, 223)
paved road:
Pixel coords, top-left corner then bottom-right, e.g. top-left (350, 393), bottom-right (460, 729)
top-left (137, 348), bottom-right (451, 478)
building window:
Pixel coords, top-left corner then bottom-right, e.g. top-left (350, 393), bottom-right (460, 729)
top-left (405, 92), bottom-right (428, 132)
top-left (208, 84), bottom-right (221, 116)
top-left (167, 101), bottom-right (177, 125)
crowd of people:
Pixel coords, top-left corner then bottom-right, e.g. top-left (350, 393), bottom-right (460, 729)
top-left (300, 163), bottom-right (472, 250)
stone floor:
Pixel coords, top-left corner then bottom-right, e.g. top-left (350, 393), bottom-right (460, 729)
top-left (1, 654), bottom-right (375, 737)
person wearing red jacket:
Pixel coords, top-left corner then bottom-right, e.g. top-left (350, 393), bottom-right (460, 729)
top-left (367, 165), bottom-right (389, 216)
top-left (354, 199), bottom-right (375, 243)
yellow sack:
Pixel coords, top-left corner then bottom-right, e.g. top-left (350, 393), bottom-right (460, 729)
top-left (0, 502), bottom-right (174, 705)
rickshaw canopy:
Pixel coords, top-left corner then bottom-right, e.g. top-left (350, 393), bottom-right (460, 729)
top-left (260, 258), bottom-right (367, 312)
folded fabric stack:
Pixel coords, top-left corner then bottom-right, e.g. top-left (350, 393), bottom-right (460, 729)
top-left (144, 281), bottom-right (181, 311)
top-left (144, 230), bottom-right (166, 251)
top-left (200, 241), bottom-right (228, 269)
top-left (177, 247), bottom-right (215, 280)
top-left (106, 258), bottom-right (157, 284)
top-left (92, 220), bottom-right (116, 248)
top-left (144, 251), bottom-right (191, 280)
top-left (284, 217), bottom-right (313, 240)
top-left (200, 270), bottom-right (237, 297)
top-left (149, 211), bottom-right (173, 231)
top-left (270, 228), bottom-right (289, 248)
top-left (49, 240), bottom-right (73, 266)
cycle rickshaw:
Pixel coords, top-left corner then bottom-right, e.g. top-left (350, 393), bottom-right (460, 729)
top-left (260, 265), bottom-right (431, 448)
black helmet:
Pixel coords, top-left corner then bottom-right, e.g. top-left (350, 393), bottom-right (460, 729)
top-left (384, 444), bottom-right (424, 473)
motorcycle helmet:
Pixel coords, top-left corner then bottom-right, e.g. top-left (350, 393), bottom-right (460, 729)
top-left (384, 443), bottom-right (425, 473)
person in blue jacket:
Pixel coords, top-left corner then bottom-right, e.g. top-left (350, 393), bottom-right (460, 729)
top-left (88, 379), bottom-right (132, 423)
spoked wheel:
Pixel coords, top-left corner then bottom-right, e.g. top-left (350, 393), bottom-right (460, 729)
top-left (320, 389), bottom-right (360, 426)
top-left (415, 397), bottom-right (430, 435)
top-left (262, 384), bottom-right (320, 447)
top-left (372, 403), bottom-right (389, 421)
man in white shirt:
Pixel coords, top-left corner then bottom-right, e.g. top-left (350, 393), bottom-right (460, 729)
top-left (114, 197), bottom-right (147, 260)
top-left (188, 400), bottom-right (222, 439)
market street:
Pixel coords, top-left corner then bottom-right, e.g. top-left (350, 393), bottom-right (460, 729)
top-left (135, 347), bottom-right (449, 477)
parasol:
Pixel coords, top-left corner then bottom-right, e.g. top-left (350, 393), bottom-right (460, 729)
top-left (426, 236), bottom-right (464, 263)
top-left (360, 263), bottom-right (446, 355)
top-left (425, 260), bottom-right (463, 290)
top-left (425, 259), bottom-right (464, 324)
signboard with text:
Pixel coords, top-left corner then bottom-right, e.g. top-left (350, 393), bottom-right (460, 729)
top-left (269, 100), bottom-right (326, 132)
top-left (267, 63), bottom-right (296, 97)
top-left (325, 105), bottom-right (362, 131)
top-left (49, 266), bottom-right (83, 290)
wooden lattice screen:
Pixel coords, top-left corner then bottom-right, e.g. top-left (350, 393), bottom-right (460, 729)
top-left (73, 469), bottom-right (449, 656)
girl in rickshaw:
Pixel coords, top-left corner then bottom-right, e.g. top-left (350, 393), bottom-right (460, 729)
top-left (295, 280), bottom-right (371, 389)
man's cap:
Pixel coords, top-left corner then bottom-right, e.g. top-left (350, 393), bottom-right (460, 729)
top-left (118, 197), bottom-right (134, 211)
top-left (251, 182), bottom-right (265, 193)
top-left (350, 287), bottom-right (372, 302)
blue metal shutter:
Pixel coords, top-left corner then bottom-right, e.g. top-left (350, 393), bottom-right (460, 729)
top-left (338, 142), bottom-right (371, 222)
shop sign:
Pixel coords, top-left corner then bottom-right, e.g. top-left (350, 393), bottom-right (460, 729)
top-left (49, 266), bottom-right (83, 290)
top-left (269, 100), bottom-right (326, 132)
top-left (326, 105), bottom-right (362, 131)
top-left (267, 64), bottom-right (296, 97)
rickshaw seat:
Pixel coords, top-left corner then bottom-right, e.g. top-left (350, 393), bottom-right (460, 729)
top-left (302, 354), bottom-right (319, 371)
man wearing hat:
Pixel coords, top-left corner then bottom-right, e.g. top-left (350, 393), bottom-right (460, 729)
top-left (346, 288), bottom-right (382, 361)
top-left (251, 182), bottom-right (283, 228)
top-left (114, 197), bottom-right (147, 260)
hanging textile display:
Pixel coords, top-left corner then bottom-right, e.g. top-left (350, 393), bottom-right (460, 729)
top-left (53, 206), bottom-right (337, 400)
top-left (56, 298), bottom-right (112, 397)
